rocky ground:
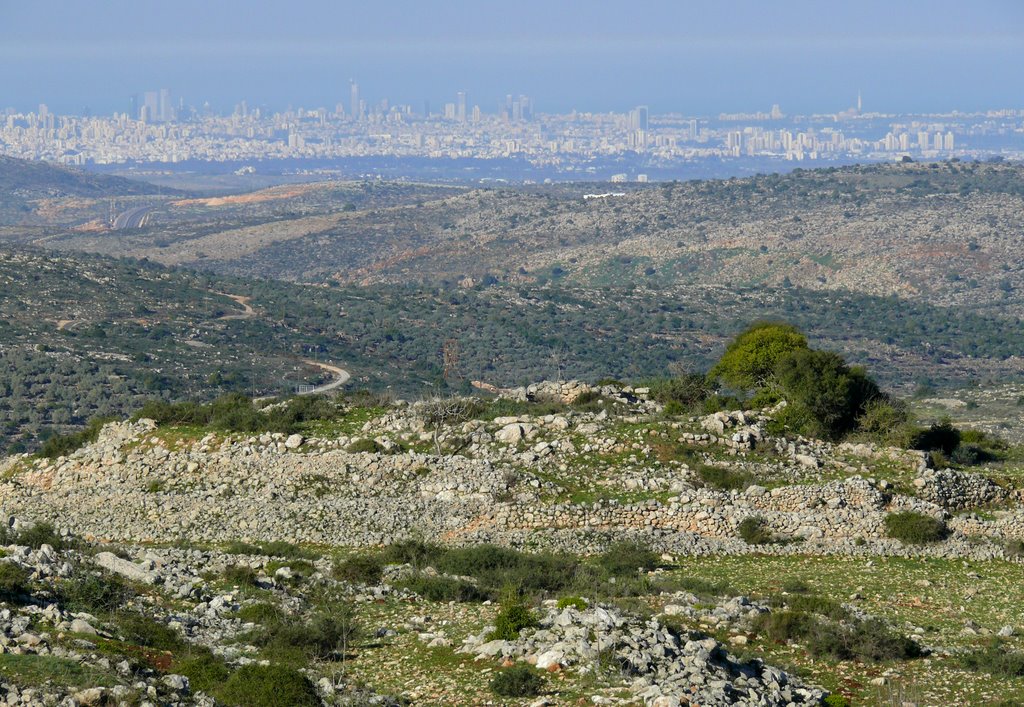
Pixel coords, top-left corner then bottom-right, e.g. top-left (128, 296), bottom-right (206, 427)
top-left (1, 381), bottom-right (1023, 705)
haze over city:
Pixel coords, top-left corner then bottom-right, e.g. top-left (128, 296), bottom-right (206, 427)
top-left (2, 0), bottom-right (1023, 116)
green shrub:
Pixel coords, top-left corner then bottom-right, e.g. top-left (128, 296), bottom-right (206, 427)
top-left (738, 516), bottom-right (775, 545)
top-left (884, 512), bottom-right (948, 544)
top-left (218, 664), bottom-right (320, 707)
top-left (754, 611), bottom-right (920, 662)
top-left (38, 416), bottom-right (114, 459)
top-left (556, 596), bottom-right (588, 611)
top-left (595, 541), bottom-right (658, 576)
top-left (649, 374), bottom-right (713, 411)
top-left (396, 574), bottom-right (487, 602)
top-left (59, 570), bottom-right (134, 614)
top-left (911, 418), bottom-right (961, 456)
top-left (223, 541), bottom-right (262, 555)
top-left (15, 522), bottom-right (64, 550)
top-left (960, 641), bottom-right (1024, 678)
top-left (115, 614), bottom-right (186, 652)
top-left (172, 649), bottom-right (230, 692)
top-left (753, 609), bottom-right (817, 643)
top-left (856, 398), bottom-right (914, 446)
top-left (806, 617), bottom-right (922, 662)
top-left (257, 608), bottom-right (360, 660)
top-left (488, 602), bottom-right (538, 640)
top-left (772, 349), bottom-right (881, 440)
top-left (490, 664), bottom-right (544, 698)
top-left (222, 564), bottom-right (259, 587)
top-left (950, 443), bottom-right (993, 466)
top-left (379, 539), bottom-right (443, 569)
top-left (781, 579), bottom-right (809, 594)
top-left (0, 563), bottom-right (31, 602)
top-left (346, 438), bottom-right (381, 453)
top-left (333, 554), bottom-right (384, 585)
top-left (697, 465), bottom-right (752, 491)
top-left (237, 602), bottom-right (285, 624)
top-left (437, 544), bottom-right (578, 596)
top-left (709, 322), bottom-right (808, 390)
top-left (823, 694), bottom-right (852, 707)
top-left (770, 593), bottom-right (850, 621)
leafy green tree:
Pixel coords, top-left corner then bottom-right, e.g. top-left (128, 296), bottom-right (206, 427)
top-left (709, 322), bottom-right (808, 389)
top-left (773, 349), bottom-right (881, 439)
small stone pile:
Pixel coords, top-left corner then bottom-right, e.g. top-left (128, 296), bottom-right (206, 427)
top-left (461, 603), bottom-right (825, 706)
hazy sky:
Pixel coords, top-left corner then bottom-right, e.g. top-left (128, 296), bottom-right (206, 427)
top-left (1, 0), bottom-right (1022, 115)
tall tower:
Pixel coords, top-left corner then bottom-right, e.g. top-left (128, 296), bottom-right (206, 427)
top-left (349, 80), bottom-right (360, 121)
top-left (456, 91), bottom-right (467, 123)
top-left (857, 90), bottom-right (862, 113)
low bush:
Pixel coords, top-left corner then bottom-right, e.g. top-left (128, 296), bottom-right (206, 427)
top-left (911, 418), bottom-right (961, 456)
top-left (396, 574), bottom-right (487, 602)
top-left (172, 648), bottom-right (230, 692)
top-left (738, 516), bottom-right (775, 545)
top-left (649, 374), bottom-right (713, 412)
top-left (950, 443), bottom-right (993, 466)
top-left (437, 544), bottom-right (578, 596)
top-left (237, 602), bottom-right (285, 624)
top-left (781, 594), bottom-right (850, 621)
top-left (556, 596), bottom-right (588, 611)
top-left (379, 539), bottom-right (443, 569)
top-left (223, 541), bottom-right (262, 555)
top-left (115, 613), bottom-right (186, 652)
top-left (135, 393), bottom-right (343, 436)
top-left (884, 512), bottom-right (948, 544)
top-left (38, 416), bottom-right (114, 459)
top-left (333, 554), bottom-right (384, 585)
top-left (15, 522), bottom-right (65, 550)
top-left (218, 664), bottom-right (320, 707)
top-left (489, 664), bottom-right (544, 698)
top-left (346, 438), bottom-right (381, 454)
top-left (806, 617), bottom-right (922, 662)
top-left (222, 565), bottom-right (260, 587)
top-left (754, 611), bottom-right (920, 662)
top-left (823, 695), bottom-right (852, 707)
top-left (488, 602), bottom-right (538, 641)
top-left (256, 608), bottom-right (360, 660)
top-left (960, 641), bottom-right (1024, 678)
top-left (697, 465), bottom-right (752, 491)
top-left (595, 541), bottom-right (659, 576)
top-left (0, 563), bottom-right (31, 602)
top-left (59, 570), bottom-right (134, 614)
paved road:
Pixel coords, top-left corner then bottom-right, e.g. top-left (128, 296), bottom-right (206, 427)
top-left (112, 205), bottom-right (156, 229)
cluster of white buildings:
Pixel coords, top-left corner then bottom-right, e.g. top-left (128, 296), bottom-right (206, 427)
top-left (1, 100), bottom-right (1019, 169)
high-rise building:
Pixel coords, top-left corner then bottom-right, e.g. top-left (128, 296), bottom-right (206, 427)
top-left (456, 91), bottom-right (466, 123)
top-left (142, 91), bottom-right (159, 122)
top-left (629, 106), bottom-right (649, 132)
top-left (158, 89), bottom-right (172, 121)
top-left (349, 80), bottom-right (361, 121)
top-left (944, 132), bottom-right (955, 151)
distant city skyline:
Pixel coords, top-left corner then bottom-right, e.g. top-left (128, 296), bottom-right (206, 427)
top-left (1, 0), bottom-right (1022, 116)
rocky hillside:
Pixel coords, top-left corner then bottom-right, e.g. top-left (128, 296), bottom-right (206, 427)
top-left (2, 382), bottom-right (1024, 704)
top-left (32, 161), bottom-right (1024, 316)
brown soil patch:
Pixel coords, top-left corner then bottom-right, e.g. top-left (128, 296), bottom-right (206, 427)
top-left (171, 183), bottom-right (322, 208)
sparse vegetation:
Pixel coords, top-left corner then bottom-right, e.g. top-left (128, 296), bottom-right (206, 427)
top-left (884, 512), bottom-right (948, 544)
top-left (489, 664), bottom-right (545, 698)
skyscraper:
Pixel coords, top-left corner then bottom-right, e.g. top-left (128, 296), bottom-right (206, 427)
top-left (158, 88), bottom-right (172, 121)
top-left (456, 91), bottom-right (467, 123)
top-left (630, 106), bottom-right (649, 132)
top-left (350, 80), bottom-right (361, 121)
